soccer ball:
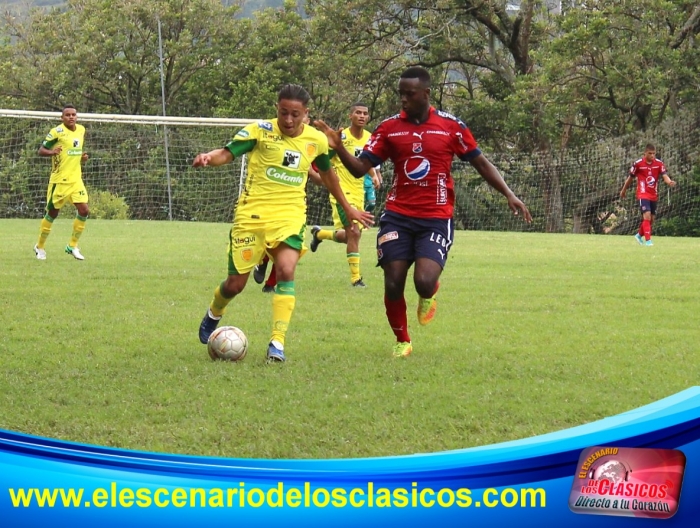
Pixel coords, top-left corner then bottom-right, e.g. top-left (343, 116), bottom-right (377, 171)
top-left (207, 326), bottom-right (248, 361)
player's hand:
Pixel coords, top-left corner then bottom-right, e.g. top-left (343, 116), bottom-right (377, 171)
top-left (668, 179), bottom-right (677, 187)
top-left (620, 189), bottom-right (627, 199)
top-left (313, 119), bottom-right (343, 150)
top-left (345, 207), bottom-right (374, 230)
top-left (508, 195), bottom-right (532, 223)
top-left (192, 153), bottom-right (211, 167)
top-left (52, 146), bottom-right (62, 156)
top-left (81, 153), bottom-right (89, 162)
top-left (372, 177), bottom-right (381, 190)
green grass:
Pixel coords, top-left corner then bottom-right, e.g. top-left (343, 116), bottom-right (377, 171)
top-left (1, 219), bottom-right (699, 459)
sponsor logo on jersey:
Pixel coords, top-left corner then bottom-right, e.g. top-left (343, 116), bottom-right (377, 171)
top-left (404, 156), bottom-right (430, 181)
top-left (413, 132), bottom-right (424, 140)
top-left (67, 149), bottom-right (83, 156)
top-left (340, 132), bottom-right (347, 140)
top-left (378, 231), bottom-right (399, 245)
top-left (282, 150), bottom-right (301, 169)
top-left (73, 139), bottom-right (80, 147)
top-left (265, 167), bottom-right (304, 187)
top-left (354, 147), bottom-right (363, 157)
top-left (232, 235), bottom-right (256, 247)
top-left (235, 129), bottom-right (250, 138)
top-left (56, 127), bottom-right (64, 133)
top-left (258, 121), bottom-right (273, 131)
top-left (436, 109), bottom-right (467, 128)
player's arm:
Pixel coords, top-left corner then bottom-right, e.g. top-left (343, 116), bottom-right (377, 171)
top-left (38, 138), bottom-right (61, 157)
top-left (192, 140), bottom-right (255, 168)
top-left (620, 175), bottom-right (635, 198)
top-left (369, 166), bottom-right (381, 189)
top-left (81, 133), bottom-right (88, 163)
top-left (315, 153), bottom-right (373, 228)
top-left (662, 173), bottom-right (677, 187)
top-left (470, 154), bottom-right (532, 222)
top-left (307, 164), bottom-right (323, 186)
top-left (314, 120), bottom-right (373, 178)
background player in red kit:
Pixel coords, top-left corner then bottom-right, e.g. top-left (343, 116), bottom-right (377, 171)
top-left (620, 143), bottom-right (676, 246)
top-left (315, 66), bottom-right (532, 358)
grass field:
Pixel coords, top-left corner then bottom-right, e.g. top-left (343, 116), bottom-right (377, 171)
top-left (1, 219), bottom-right (699, 459)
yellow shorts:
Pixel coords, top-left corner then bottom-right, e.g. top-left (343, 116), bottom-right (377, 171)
top-left (330, 193), bottom-right (364, 230)
top-left (227, 216), bottom-right (307, 275)
top-left (46, 180), bottom-right (88, 211)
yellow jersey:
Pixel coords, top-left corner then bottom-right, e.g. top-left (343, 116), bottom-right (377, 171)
top-left (330, 127), bottom-right (371, 203)
top-left (225, 119), bottom-right (331, 223)
top-left (42, 124), bottom-right (86, 184)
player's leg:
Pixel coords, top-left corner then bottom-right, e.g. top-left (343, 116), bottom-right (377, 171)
top-left (266, 242), bottom-right (301, 362)
top-left (311, 199), bottom-right (346, 251)
top-left (199, 225), bottom-right (258, 344)
top-left (364, 180), bottom-right (376, 214)
top-left (639, 200), bottom-right (653, 243)
top-left (414, 217), bottom-right (453, 326)
top-left (65, 190), bottom-right (89, 260)
top-left (645, 201), bottom-right (657, 246)
top-left (262, 263), bottom-right (277, 292)
top-left (35, 184), bottom-right (61, 259)
top-left (377, 211), bottom-right (415, 357)
top-left (254, 254), bottom-right (270, 284)
top-left (346, 223), bottom-right (364, 287)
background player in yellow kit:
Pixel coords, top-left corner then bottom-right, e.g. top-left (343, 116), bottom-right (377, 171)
top-left (193, 84), bottom-right (373, 362)
top-left (34, 105), bottom-right (90, 261)
top-left (309, 102), bottom-right (379, 287)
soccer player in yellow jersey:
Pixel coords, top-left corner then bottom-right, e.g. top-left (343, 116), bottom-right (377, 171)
top-left (34, 105), bottom-right (90, 260)
top-left (309, 103), bottom-right (379, 287)
top-left (193, 84), bottom-right (374, 362)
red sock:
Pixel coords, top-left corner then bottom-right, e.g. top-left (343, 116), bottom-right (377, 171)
top-left (265, 264), bottom-right (277, 287)
top-left (642, 219), bottom-right (652, 241)
top-left (385, 295), bottom-right (410, 343)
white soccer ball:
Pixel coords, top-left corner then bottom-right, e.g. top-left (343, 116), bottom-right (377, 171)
top-left (207, 326), bottom-right (248, 362)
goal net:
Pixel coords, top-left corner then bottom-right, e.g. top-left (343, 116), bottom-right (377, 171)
top-left (1, 109), bottom-right (699, 235)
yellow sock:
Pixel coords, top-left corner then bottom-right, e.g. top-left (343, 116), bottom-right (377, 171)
top-left (210, 282), bottom-right (234, 317)
top-left (37, 215), bottom-right (54, 249)
top-left (271, 281), bottom-right (296, 346)
top-left (347, 253), bottom-right (361, 283)
top-left (69, 214), bottom-right (88, 248)
top-left (317, 229), bottom-right (336, 241)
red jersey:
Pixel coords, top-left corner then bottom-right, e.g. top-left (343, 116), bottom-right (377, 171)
top-left (629, 157), bottom-right (667, 201)
top-left (359, 107), bottom-right (481, 218)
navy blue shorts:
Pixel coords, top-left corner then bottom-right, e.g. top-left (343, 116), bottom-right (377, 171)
top-left (639, 199), bottom-right (657, 215)
top-left (376, 210), bottom-right (454, 268)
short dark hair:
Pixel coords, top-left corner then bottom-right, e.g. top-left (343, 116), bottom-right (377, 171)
top-left (351, 101), bottom-right (369, 110)
top-left (400, 66), bottom-right (431, 87)
top-left (644, 143), bottom-right (656, 152)
top-left (62, 105), bottom-right (76, 113)
top-left (278, 84), bottom-right (310, 106)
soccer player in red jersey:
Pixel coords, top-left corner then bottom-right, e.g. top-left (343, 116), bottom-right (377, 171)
top-left (315, 66), bottom-right (532, 358)
top-left (620, 143), bottom-right (676, 246)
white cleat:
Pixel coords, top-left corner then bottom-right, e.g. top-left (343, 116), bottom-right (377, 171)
top-left (34, 245), bottom-right (46, 260)
top-left (65, 246), bottom-right (85, 260)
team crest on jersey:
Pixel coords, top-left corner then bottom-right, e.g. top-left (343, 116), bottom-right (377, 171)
top-left (258, 121), bottom-right (273, 131)
top-left (306, 143), bottom-right (317, 157)
top-left (412, 143), bottom-right (422, 153)
top-left (282, 150), bottom-right (301, 168)
top-left (240, 248), bottom-right (253, 262)
top-left (404, 156), bottom-right (430, 181)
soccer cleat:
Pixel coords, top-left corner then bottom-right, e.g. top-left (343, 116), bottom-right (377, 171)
top-left (266, 341), bottom-right (286, 362)
top-left (417, 284), bottom-right (439, 326)
top-left (262, 285), bottom-right (275, 293)
top-left (310, 225), bottom-right (322, 252)
top-left (352, 278), bottom-right (366, 288)
top-left (645, 240), bottom-right (654, 246)
top-left (65, 246), bottom-right (85, 260)
top-left (34, 245), bottom-right (46, 260)
top-left (253, 261), bottom-right (268, 284)
top-left (634, 233), bottom-right (644, 245)
top-left (392, 341), bottom-right (413, 358)
top-left (198, 309), bottom-right (221, 344)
